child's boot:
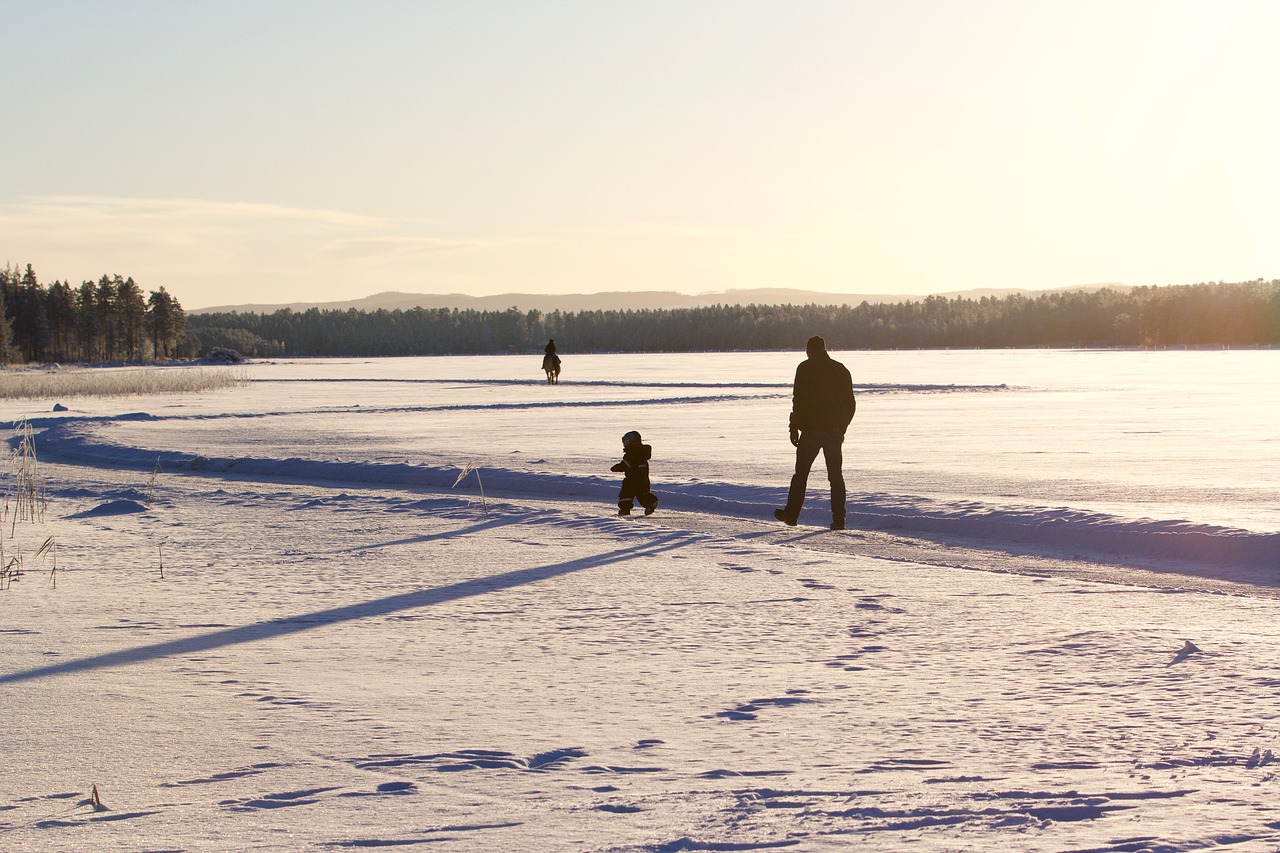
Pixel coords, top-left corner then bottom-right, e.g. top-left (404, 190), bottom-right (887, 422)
top-left (618, 501), bottom-right (633, 516)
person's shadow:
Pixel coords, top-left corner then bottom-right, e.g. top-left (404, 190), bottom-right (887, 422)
top-left (1, 531), bottom-right (693, 686)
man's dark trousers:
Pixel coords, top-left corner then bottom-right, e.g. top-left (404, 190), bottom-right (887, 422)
top-left (783, 429), bottom-right (845, 523)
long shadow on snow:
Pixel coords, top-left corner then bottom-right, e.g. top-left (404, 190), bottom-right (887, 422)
top-left (330, 514), bottom-right (533, 553)
top-left (0, 531), bottom-right (694, 686)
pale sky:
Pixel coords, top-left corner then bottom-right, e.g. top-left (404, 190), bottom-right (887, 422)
top-left (3, 1), bottom-right (1278, 309)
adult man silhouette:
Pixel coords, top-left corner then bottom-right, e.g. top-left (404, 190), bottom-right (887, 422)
top-left (774, 335), bottom-right (856, 530)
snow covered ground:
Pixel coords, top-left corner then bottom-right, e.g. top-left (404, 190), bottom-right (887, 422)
top-left (3, 351), bottom-right (1279, 852)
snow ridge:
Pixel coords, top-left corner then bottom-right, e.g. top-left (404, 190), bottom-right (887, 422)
top-left (22, 416), bottom-right (1279, 577)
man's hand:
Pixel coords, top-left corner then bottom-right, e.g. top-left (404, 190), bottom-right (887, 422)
top-left (789, 427), bottom-right (801, 448)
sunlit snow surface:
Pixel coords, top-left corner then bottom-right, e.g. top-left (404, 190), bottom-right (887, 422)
top-left (3, 350), bottom-right (1280, 851)
top-left (26, 350), bottom-right (1280, 567)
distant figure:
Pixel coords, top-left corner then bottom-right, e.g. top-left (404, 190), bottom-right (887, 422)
top-left (774, 335), bottom-right (856, 530)
top-left (610, 430), bottom-right (658, 516)
top-left (542, 339), bottom-right (561, 384)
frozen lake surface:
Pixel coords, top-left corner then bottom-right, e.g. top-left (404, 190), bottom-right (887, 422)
top-left (3, 348), bottom-right (1280, 851)
top-left (27, 348), bottom-right (1280, 572)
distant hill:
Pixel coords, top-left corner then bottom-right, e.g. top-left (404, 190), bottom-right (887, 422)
top-left (191, 285), bottom-right (1127, 315)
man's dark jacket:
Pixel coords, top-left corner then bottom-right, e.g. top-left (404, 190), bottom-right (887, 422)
top-left (789, 352), bottom-right (856, 434)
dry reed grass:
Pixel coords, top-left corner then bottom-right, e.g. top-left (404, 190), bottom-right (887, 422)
top-left (144, 458), bottom-right (163, 507)
top-left (0, 365), bottom-right (249, 400)
top-left (2, 419), bottom-right (54, 588)
top-left (452, 461), bottom-right (488, 512)
top-left (4, 419), bottom-right (45, 533)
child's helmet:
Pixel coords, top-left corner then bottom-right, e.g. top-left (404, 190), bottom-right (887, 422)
top-left (622, 430), bottom-right (641, 444)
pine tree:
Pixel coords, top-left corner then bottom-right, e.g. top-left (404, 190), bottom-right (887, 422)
top-left (46, 281), bottom-right (80, 361)
top-left (0, 279), bottom-right (18, 363)
top-left (147, 287), bottom-right (186, 359)
top-left (117, 276), bottom-right (148, 360)
top-left (13, 264), bottom-right (50, 361)
top-left (76, 281), bottom-right (101, 361)
top-left (95, 275), bottom-right (119, 360)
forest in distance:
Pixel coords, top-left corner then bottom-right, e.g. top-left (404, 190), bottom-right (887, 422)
top-left (2, 263), bottom-right (1278, 363)
top-left (188, 279), bottom-right (1279, 357)
top-left (0, 263), bottom-right (186, 365)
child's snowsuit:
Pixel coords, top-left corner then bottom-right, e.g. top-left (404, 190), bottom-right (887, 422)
top-left (610, 443), bottom-right (658, 515)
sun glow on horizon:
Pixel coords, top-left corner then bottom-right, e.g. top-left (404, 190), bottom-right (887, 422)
top-left (3, 1), bottom-right (1278, 307)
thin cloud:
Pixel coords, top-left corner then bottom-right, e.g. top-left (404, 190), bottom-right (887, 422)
top-left (568, 222), bottom-right (749, 242)
top-left (0, 195), bottom-right (388, 259)
top-left (0, 194), bottom-right (526, 304)
top-left (9, 195), bottom-right (382, 229)
top-left (1, 194), bottom-right (467, 266)
top-left (321, 236), bottom-right (475, 261)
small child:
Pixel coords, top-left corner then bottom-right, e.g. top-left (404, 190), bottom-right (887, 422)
top-left (610, 430), bottom-right (658, 516)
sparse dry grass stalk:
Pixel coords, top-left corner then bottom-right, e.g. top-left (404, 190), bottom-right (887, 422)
top-left (0, 531), bottom-right (54, 590)
top-left (5, 419), bottom-right (46, 534)
top-left (2, 419), bottom-right (58, 590)
top-left (1, 544), bottom-right (20, 590)
top-left (451, 461), bottom-right (488, 512)
top-left (144, 458), bottom-right (163, 507)
top-left (33, 536), bottom-right (56, 588)
top-left (0, 365), bottom-right (249, 400)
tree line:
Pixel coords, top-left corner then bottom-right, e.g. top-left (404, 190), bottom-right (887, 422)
top-left (3, 271), bottom-right (1276, 364)
top-left (185, 279), bottom-right (1280, 357)
top-left (0, 264), bottom-right (187, 365)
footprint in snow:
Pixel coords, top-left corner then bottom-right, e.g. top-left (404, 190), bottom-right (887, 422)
top-left (713, 694), bottom-right (815, 722)
top-left (798, 577), bottom-right (837, 590)
top-left (1166, 639), bottom-right (1202, 667)
top-left (354, 747), bottom-right (587, 773)
top-left (221, 787), bottom-right (341, 811)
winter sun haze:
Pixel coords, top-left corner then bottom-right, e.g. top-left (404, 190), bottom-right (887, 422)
top-left (3, 1), bottom-right (1280, 308)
